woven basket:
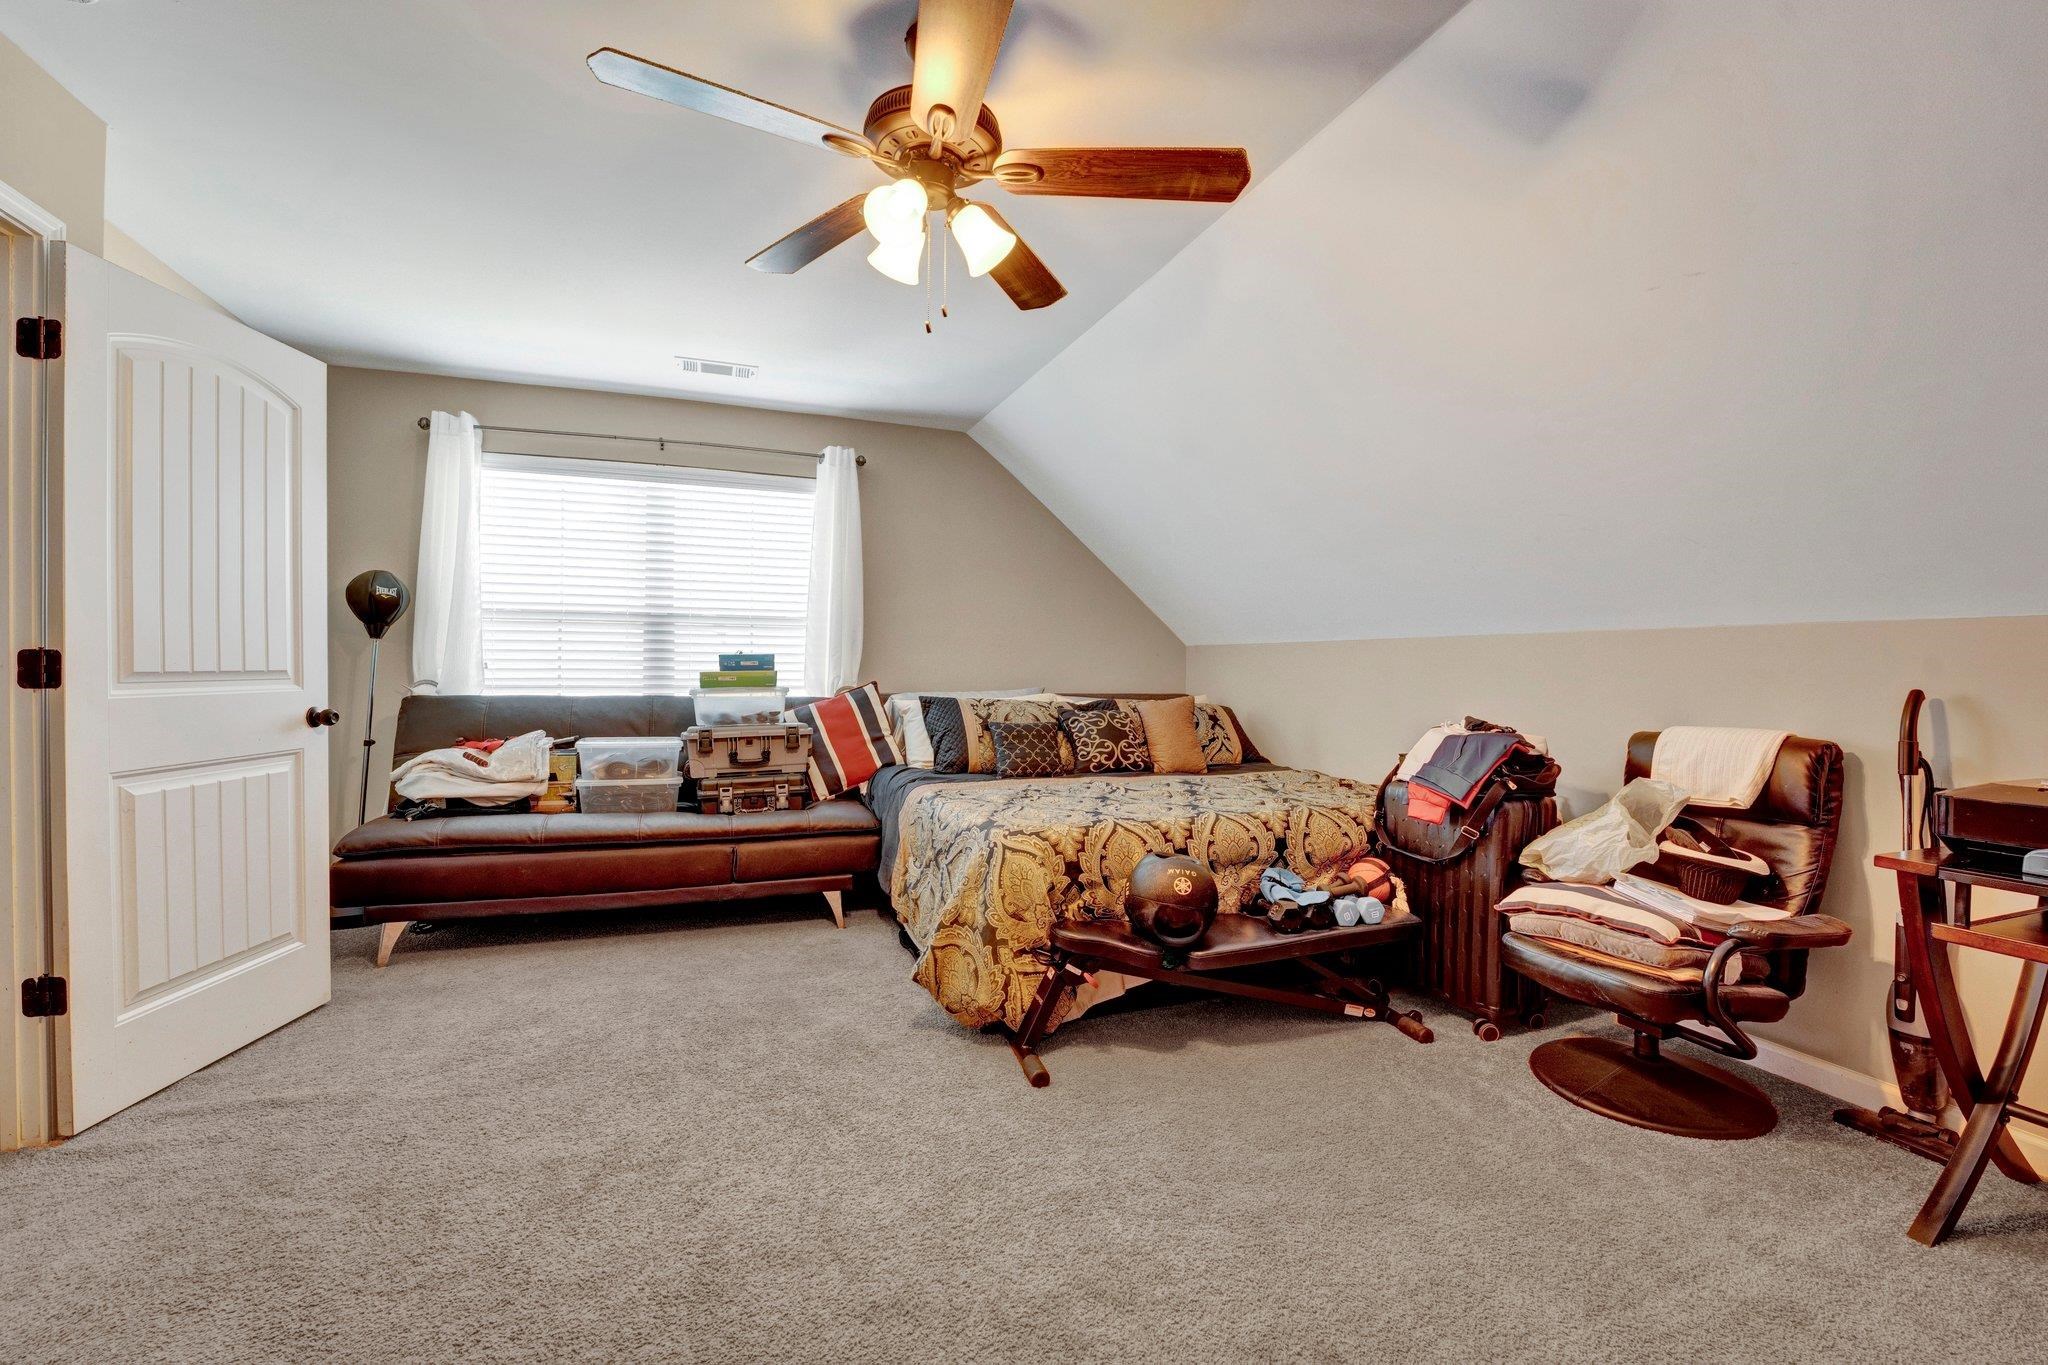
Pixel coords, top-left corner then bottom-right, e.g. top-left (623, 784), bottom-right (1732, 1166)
top-left (1657, 848), bottom-right (1754, 904)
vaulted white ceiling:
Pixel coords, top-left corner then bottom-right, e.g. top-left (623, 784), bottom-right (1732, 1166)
top-left (0, 0), bottom-right (1464, 427)
top-left (973, 0), bottom-right (2048, 644)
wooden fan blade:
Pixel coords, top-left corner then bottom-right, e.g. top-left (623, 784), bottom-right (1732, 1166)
top-left (588, 47), bottom-right (872, 157)
top-left (992, 148), bottom-right (1251, 202)
top-left (910, 0), bottom-right (1013, 145)
top-left (746, 195), bottom-right (871, 274)
top-left (976, 205), bottom-right (1064, 310)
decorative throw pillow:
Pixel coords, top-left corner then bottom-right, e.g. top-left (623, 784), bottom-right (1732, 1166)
top-left (889, 687), bottom-right (1043, 769)
top-left (1133, 695), bottom-right (1207, 774)
top-left (962, 694), bottom-right (1070, 773)
top-left (920, 695), bottom-right (971, 774)
top-left (1059, 706), bottom-right (1151, 774)
top-left (1195, 702), bottom-right (1264, 765)
top-left (990, 721), bottom-right (1071, 779)
top-left (786, 683), bottom-right (903, 799)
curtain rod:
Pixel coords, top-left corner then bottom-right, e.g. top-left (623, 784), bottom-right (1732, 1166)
top-left (414, 416), bottom-right (864, 466)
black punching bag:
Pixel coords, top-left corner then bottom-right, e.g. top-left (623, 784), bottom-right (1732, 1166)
top-left (345, 570), bottom-right (412, 638)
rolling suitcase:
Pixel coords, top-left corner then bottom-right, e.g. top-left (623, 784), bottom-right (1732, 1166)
top-left (1379, 779), bottom-right (1558, 1040)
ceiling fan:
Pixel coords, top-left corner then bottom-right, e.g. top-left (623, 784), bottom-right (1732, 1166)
top-left (588, 0), bottom-right (1251, 312)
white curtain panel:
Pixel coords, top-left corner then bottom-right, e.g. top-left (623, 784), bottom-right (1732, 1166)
top-left (804, 445), bottom-right (863, 695)
top-left (411, 410), bottom-right (485, 694)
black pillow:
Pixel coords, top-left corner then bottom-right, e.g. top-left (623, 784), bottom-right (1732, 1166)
top-left (990, 720), bottom-right (1072, 779)
top-left (921, 695), bottom-right (970, 774)
top-left (1059, 706), bottom-right (1151, 775)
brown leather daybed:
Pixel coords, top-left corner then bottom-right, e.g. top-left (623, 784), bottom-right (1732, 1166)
top-left (329, 694), bottom-right (881, 965)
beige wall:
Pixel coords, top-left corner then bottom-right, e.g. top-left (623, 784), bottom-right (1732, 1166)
top-left (1189, 615), bottom-right (2048, 1120)
top-left (102, 222), bottom-right (229, 316)
top-left (326, 366), bottom-right (1187, 833)
top-left (0, 31), bottom-right (103, 252)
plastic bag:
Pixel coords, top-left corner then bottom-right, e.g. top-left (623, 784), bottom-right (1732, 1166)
top-left (1518, 778), bottom-right (1690, 885)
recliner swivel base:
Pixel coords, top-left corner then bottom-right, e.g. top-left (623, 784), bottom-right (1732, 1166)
top-left (1529, 1034), bottom-right (1777, 1140)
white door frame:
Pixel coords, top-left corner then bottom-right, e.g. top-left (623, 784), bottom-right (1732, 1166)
top-left (0, 176), bottom-right (66, 1152)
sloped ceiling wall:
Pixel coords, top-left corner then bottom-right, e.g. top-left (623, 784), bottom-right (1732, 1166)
top-left (971, 0), bottom-right (2048, 646)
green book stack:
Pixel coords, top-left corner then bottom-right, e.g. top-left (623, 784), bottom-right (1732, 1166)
top-left (698, 669), bottom-right (778, 688)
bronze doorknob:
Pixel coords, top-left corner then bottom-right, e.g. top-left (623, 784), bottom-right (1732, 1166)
top-left (306, 707), bottom-right (341, 728)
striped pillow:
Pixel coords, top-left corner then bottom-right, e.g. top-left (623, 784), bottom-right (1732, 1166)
top-left (786, 683), bottom-right (903, 800)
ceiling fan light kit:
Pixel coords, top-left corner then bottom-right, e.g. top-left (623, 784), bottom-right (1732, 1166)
top-left (867, 235), bottom-right (926, 287)
top-left (588, 0), bottom-right (1251, 317)
top-left (947, 201), bottom-right (1016, 278)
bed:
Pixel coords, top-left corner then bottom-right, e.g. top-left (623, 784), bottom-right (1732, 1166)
top-left (867, 761), bottom-right (1406, 1033)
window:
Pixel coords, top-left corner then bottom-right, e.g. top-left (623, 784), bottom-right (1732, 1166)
top-left (478, 451), bottom-right (813, 694)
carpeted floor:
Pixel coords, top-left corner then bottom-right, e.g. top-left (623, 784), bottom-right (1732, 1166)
top-left (3, 900), bottom-right (2043, 1363)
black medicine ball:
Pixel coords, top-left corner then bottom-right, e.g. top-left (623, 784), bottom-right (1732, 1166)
top-left (1124, 853), bottom-right (1219, 949)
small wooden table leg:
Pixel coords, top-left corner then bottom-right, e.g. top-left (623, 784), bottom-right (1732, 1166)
top-left (1910, 960), bottom-right (2048, 1245)
top-left (1900, 871), bottom-right (2042, 1185)
top-left (374, 920), bottom-right (412, 968)
top-left (1006, 956), bottom-right (1083, 1087)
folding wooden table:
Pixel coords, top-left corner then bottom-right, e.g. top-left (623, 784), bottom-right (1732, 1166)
top-left (1877, 849), bottom-right (2048, 1245)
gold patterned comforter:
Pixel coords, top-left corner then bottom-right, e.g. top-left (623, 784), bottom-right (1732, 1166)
top-left (882, 766), bottom-right (1398, 1031)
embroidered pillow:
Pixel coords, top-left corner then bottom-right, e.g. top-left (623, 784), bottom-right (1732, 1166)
top-left (990, 721), bottom-right (1071, 779)
top-left (1196, 703), bottom-right (1264, 766)
top-left (786, 683), bottom-right (902, 799)
top-left (1059, 706), bottom-right (1151, 774)
top-left (1133, 695), bottom-right (1207, 774)
top-left (920, 695), bottom-right (972, 774)
top-left (962, 695), bottom-right (1070, 773)
top-left (889, 687), bottom-right (1043, 768)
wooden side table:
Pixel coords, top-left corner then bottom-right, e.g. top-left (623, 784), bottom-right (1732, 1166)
top-left (1876, 849), bottom-right (2048, 1244)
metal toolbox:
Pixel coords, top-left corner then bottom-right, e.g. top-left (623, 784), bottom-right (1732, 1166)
top-left (683, 723), bottom-right (812, 782)
top-left (1378, 781), bottom-right (1558, 1040)
top-left (698, 774), bottom-right (809, 815)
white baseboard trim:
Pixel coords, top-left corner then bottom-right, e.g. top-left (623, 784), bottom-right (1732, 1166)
top-left (1747, 1036), bottom-right (2048, 1166)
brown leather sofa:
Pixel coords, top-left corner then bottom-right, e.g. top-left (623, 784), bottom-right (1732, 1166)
top-left (330, 695), bottom-right (881, 965)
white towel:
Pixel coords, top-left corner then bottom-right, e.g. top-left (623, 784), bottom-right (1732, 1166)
top-left (1651, 726), bottom-right (1790, 810)
top-left (392, 730), bottom-right (552, 804)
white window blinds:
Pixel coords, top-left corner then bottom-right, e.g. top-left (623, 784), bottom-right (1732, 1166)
top-left (477, 451), bottom-right (813, 695)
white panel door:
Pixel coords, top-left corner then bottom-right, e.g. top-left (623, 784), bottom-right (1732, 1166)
top-left (55, 246), bottom-right (330, 1134)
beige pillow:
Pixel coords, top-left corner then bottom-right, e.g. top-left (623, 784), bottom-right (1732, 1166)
top-left (1133, 695), bottom-right (1206, 774)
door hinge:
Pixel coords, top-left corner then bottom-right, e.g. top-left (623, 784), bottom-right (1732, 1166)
top-left (21, 975), bottom-right (67, 1018)
top-left (14, 316), bottom-right (61, 360)
top-left (15, 647), bottom-right (61, 690)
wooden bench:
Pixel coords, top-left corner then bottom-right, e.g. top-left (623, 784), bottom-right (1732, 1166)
top-left (1008, 912), bottom-right (1433, 1086)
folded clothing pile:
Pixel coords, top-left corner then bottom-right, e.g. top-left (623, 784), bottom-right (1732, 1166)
top-left (390, 729), bottom-right (552, 809)
top-left (1392, 717), bottom-right (1557, 829)
top-left (1501, 874), bottom-right (1788, 984)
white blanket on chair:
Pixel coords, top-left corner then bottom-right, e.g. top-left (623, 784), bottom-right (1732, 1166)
top-left (1650, 726), bottom-right (1789, 809)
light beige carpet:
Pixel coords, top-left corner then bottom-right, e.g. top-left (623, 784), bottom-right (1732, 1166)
top-left (3, 899), bottom-right (2043, 1363)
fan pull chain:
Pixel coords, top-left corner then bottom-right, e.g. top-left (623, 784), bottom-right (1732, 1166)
top-left (941, 219), bottom-right (950, 319)
top-left (923, 221), bottom-right (933, 334)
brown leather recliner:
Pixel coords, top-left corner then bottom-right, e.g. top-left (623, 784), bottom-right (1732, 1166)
top-left (1499, 731), bottom-right (1851, 1139)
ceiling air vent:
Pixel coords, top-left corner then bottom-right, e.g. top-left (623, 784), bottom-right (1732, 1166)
top-left (675, 355), bottom-right (757, 380)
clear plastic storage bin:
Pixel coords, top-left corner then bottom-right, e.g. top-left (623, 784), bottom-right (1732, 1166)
top-left (575, 777), bottom-right (683, 814)
top-left (689, 687), bottom-right (789, 727)
top-left (575, 735), bottom-right (683, 781)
